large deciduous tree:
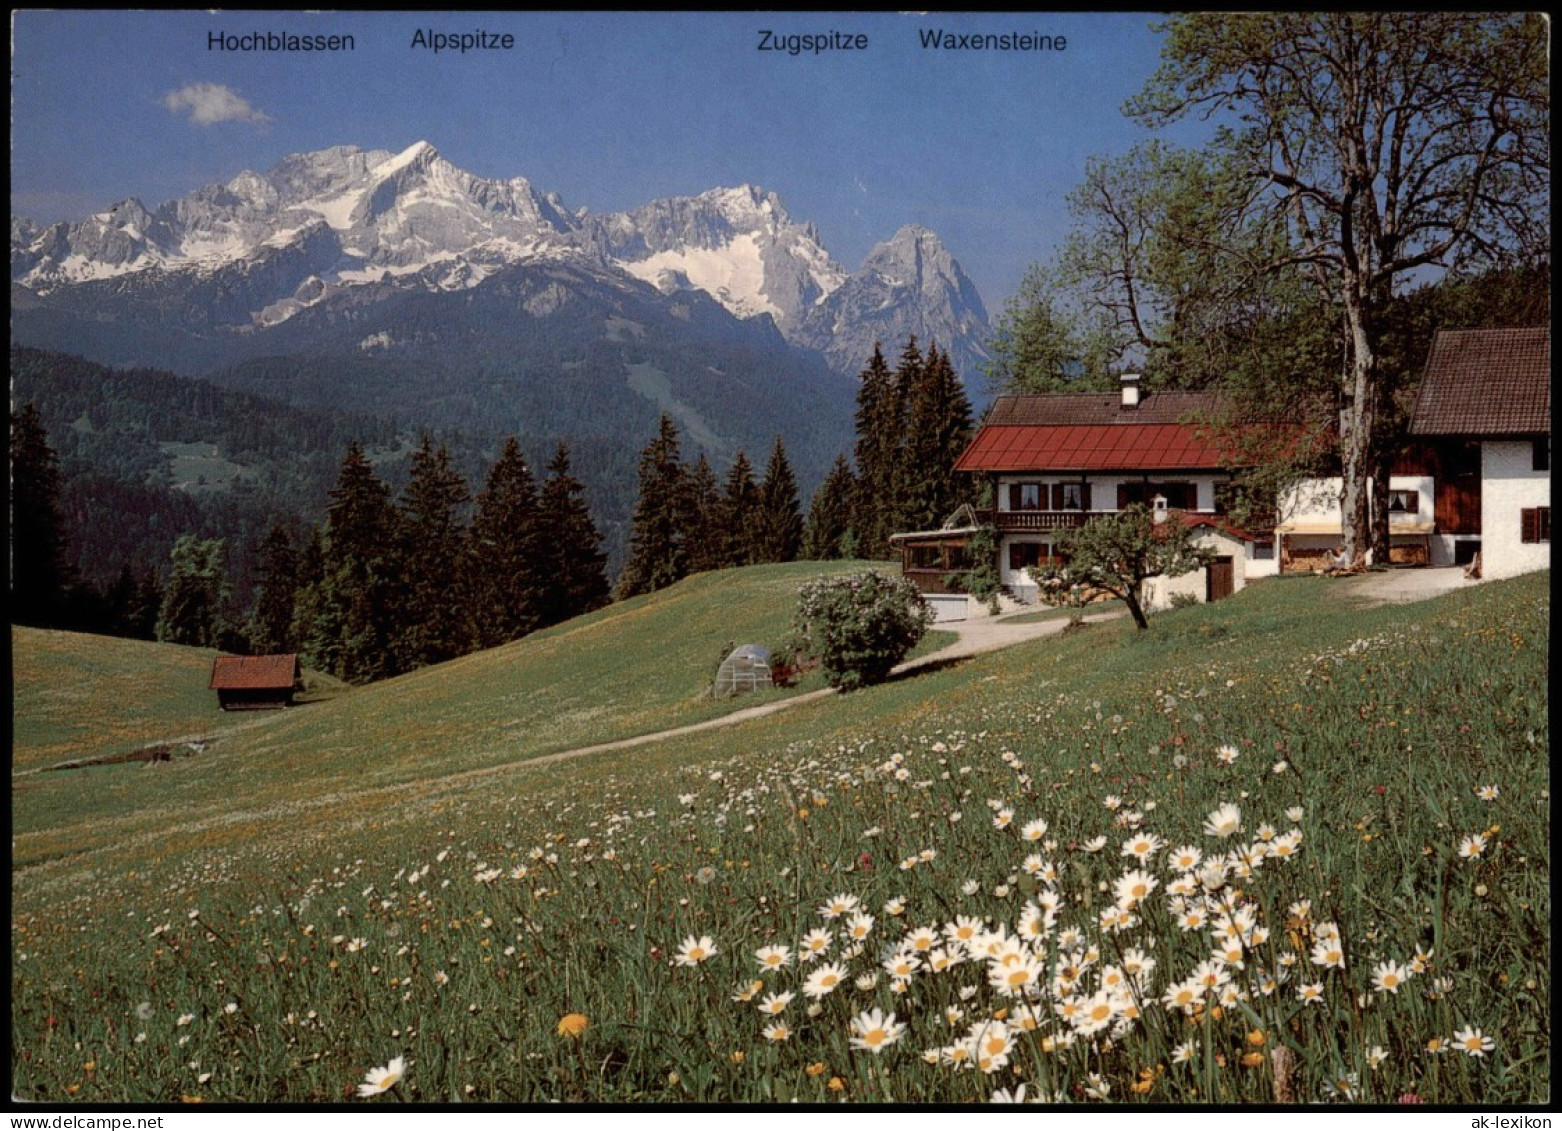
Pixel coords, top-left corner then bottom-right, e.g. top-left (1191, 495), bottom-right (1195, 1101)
top-left (1128, 12), bottom-right (1549, 559)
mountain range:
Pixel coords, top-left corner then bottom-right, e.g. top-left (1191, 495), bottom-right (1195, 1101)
top-left (10, 140), bottom-right (991, 382)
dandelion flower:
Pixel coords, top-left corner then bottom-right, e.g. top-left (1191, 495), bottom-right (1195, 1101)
top-left (357, 1056), bottom-right (406, 1097)
top-left (556, 1013), bottom-right (589, 1038)
top-left (1453, 1027), bottom-right (1495, 1057)
top-left (674, 935), bottom-right (718, 967)
top-left (848, 1008), bottom-right (906, 1054)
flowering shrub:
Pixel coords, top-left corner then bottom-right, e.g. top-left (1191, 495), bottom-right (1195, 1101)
top-left (791, 571), bottom-right (934, 690)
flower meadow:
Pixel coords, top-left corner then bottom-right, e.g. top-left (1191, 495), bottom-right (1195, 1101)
top-left (10, 571), bottom-right (1550, 1104)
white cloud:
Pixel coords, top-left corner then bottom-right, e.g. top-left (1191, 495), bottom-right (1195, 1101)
top-left (161, 83), bottom-right (271, 126)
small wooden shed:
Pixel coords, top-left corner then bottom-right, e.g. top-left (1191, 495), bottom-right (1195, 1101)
top-left (209, 654), bottom-right (302, 711)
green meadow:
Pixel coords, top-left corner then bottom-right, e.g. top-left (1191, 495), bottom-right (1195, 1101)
top-left (10, 567), bottom-right (1549, 1104)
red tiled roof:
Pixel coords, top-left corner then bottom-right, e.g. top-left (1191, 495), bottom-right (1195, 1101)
top-left (1178, 512), bottom-right (1266, 543)
top-left (955, 422), bottom-right (1237, 472)
top-left (1409, 327), bottom-right (1550, 437)
top-left (209, 654), bottom-right (300, 690)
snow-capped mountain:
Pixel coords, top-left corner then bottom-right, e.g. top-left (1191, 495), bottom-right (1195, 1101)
top-left (11, 140), bottom-right (989, 379)
top-left (799, 224), bottom-right (990, 381)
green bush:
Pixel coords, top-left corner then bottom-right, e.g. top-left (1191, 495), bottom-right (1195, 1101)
top-left (791, 570), bottom-right (933, 690)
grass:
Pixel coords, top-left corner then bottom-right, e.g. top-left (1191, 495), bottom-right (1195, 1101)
top-left (9, 569), bottom-right (1549, 1104)
top-left (996, 598), bottom-right (1128, 625)
top-left (9, 561), bottom-right (951, 867)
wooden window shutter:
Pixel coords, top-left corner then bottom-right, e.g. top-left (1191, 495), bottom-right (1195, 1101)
top-left (1521, 508), bottom-right (1538, 543)
top-left (1081, 481), bottom-right (1094, 511)
top-left (1009, 483), bottom-right (1021, 511)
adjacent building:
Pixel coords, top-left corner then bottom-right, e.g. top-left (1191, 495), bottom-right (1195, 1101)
top-left (1406, 326), bottom-right (1550, 580)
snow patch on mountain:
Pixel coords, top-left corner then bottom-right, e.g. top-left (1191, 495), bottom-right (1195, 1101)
top-left (618, 232), bottom-right (778, 319)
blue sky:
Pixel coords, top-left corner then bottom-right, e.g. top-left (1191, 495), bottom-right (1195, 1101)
top-left (11, 10), bottom-right (1217, 310)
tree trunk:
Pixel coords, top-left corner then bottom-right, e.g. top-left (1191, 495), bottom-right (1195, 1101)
top-left (1339, 287), bottom-right (1377, 562)
top-left (1123, 584), bottom-right (1150, 630)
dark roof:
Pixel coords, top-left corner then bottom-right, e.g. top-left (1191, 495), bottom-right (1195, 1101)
top-left (210, 654), bottom-right (300, 691)
top-left (982, 390), bottom-right (1223, 427)
top-left (1409, 327), bottom-right (1550, 437)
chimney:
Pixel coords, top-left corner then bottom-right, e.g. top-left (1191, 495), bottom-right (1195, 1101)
top-left (1120, 373), bottom-right (1142, 409)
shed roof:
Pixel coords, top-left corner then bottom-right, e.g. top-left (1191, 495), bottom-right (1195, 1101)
top-left (1408, 327), bottom-right (1550, 437)
top-left (210, 654), bottom-right (300, 690)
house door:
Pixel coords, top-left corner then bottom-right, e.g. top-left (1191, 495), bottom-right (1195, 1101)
top-left (1207, 556), bottom-right (1234, 602)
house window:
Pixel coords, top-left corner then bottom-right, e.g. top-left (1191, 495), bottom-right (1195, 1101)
top-left (1534, 438), bottom-right (1550, 472)
top-left (1009, 542), bottom-right (1043, 571)
top-left (1521, 507), bottom-right (1550, 544)
top-left (908, 544), bottom-right (943, 570)
top-left (1057, 483), bottom-right (1084, 511)
top-left (1010, 482), bottom-right (1043, 511)
top-left (1388, 489), bottom-right (1418, 513)
top-left (1252, 540), bottom-right (1275, 561)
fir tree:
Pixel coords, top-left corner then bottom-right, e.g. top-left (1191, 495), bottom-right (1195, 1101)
top-left (754, 435), bottom-right (803, 563)
top-left (851, 342), bottom-right (909, 558)
top-left (618, 415), bottom-right (691, 598)
top-left (682, 453), bottom-right (729, 574)
top-left (469, 436), bottom-right (544, 648)
top-left (313, 442), bottom-right (403, 684)
top-left (903, 341), bottom-right (976, 531)
top-left (248, 525), bottom-right (300, 655)
top-left (536, 443), bottom-right (610, 624)
top-left (396, 435), bottom-right (473, 668)
top-left (9, 404), bottom-right (72, 626)
top-left (803, 455), bottom-right (858, 561)
top-left (155, 535), bottom-right (231, 647)
top-left (721, 450), bottom-right (762, 566)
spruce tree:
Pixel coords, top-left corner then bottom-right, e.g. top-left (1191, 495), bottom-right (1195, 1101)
top-left (536, 443), bottom-right (610, 624)
top-left (396, 435), bottom-right (473, 668)
top-left (469, 437), bottom-right (544, 648)
top-left (851, 342), bottom-right (908, 559)
top-left (618, 415), bottom-right (691, 598)
top-left (9, 405), bottom-right (72, 626)
top-left (755, 435), bottom-right (804, 563)
top-left (248, 525), bottom-right (300, 655)
top-left (682, 453), bottom-right (728, 574)
top-left (903, 341), bottom-right (976, 531)
top-left (155, 535), bottom-right (231, 648)
top-left (314, 442), bottom-right (403, 684)
top-left (803, 455), bottom-right (858, 560)
top-left (721, 450), bottom-right (762, 567)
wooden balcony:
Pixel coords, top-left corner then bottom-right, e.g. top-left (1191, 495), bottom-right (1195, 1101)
top-left (990, 510), bottom-right (1091, 532)
top-left (903, 568), bottom-right (969, 595)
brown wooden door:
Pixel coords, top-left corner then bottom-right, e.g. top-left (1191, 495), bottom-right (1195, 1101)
top-left (1207, 556), bottom-right (1234, 602)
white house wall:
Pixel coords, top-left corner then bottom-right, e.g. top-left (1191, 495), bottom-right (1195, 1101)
top-left (1142, 530), bottom-right (1249, 611)
top-left (1481, 441), bottom-right (1550, 580)
top-left (1280, 475), bottom-right (1437, 529)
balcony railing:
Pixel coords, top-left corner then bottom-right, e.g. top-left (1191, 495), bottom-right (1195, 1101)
top-left (989, 510), bottom-right (1090, 531)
